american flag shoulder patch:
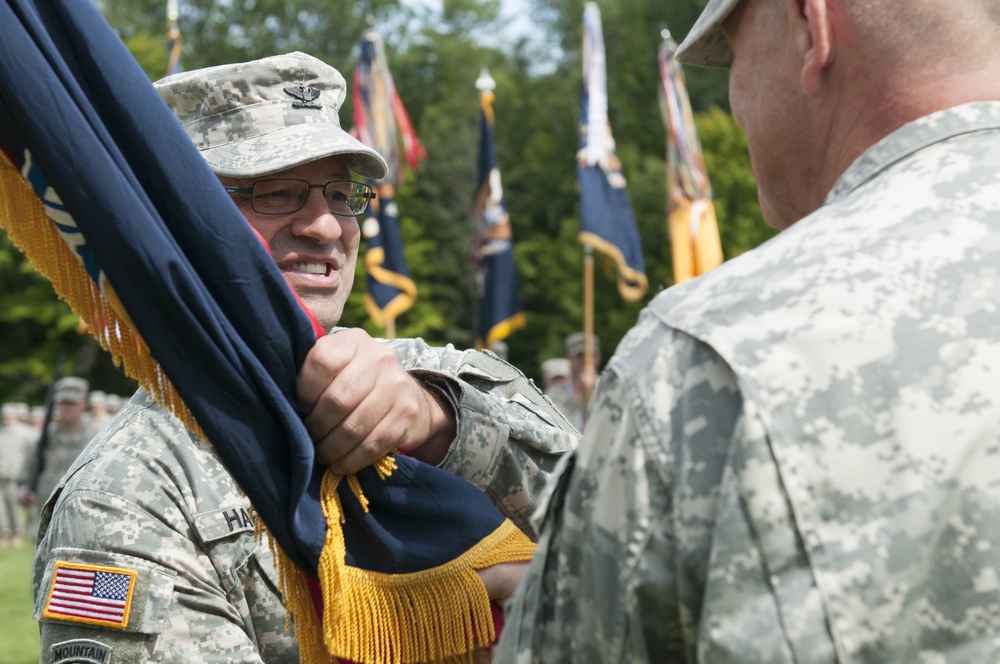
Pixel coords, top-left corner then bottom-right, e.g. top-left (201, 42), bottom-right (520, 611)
top-left (42, 561), bottom-right (137, 629)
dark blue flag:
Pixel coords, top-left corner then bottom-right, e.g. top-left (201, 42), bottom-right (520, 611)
top-left (475, 69), bottom-right (525, 350)
top-left (352, 31), bottom-right (423, 330)
top-left (0, 1), bottom-right (532, 660)
top-left (360, 185), bottom-right (417, 327)
top-left (578, 3), bottom-right (648, 301)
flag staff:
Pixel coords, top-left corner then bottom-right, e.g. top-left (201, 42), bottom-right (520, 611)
top-left (582, 244), bottom-right (595, 423)
top-left (166, 0), bottom-right (181, 77)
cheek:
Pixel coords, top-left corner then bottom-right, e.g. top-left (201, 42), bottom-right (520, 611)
top-left (245, 213), bottom-right (283, 248)
top-left (340, 218), bottom-right (361, 255)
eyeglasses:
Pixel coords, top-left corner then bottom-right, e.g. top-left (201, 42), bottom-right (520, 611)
top-left (223, 179), bottom-right (376, 217)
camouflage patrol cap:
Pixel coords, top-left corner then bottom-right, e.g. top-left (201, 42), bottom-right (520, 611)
top-left (53, 377), bottom-right (89, 404)
top-left (155, 52), bottom-right (388, 179)
top-left (541, 358), bottom-right (572, 381)
top-left (675, 0), bottom-right (742, 68)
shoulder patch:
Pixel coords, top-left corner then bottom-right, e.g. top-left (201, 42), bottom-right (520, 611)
top-left (50, 638), bottom-right (112, 664)
top-left (42, 561), bottom-right (137, 629)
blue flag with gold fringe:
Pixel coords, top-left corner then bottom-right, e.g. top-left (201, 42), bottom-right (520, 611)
top-left (474, 68), bottom-right (525, 350)
top-left (578, 3), bottom-right (648, 302)
top-left (0, 1), bottom-right (532, 661)
top-left (659, 32), bottom-right (723, 283)
top-left (352, 31), bottom-right (423, 329)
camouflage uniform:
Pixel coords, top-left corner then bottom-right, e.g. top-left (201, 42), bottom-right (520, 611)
top-left (0, 416), bottom-right (36, 540)
top-left (32, 414), bottom-right (103, 506)
top-left (33, 338), bottom-right (577, 663)
top-left (497, 102), bottom-right (1000, 662)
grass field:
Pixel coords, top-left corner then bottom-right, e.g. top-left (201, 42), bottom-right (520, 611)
top-left (0, 543), bottom-right (41, 663)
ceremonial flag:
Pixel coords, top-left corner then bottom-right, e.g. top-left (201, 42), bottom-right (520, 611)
top-left (577, 2), bottom-right (648, 302)
top-left (659, 32), bottom-right (723, 283)
top-left (352, 30), bottom-right (423, 328)
top-left (474, 68), bottom-right (525, 351)
top-left (0, 2), bottom-right (532, 661)
top-left (166, 0), bottom-right (182, 76)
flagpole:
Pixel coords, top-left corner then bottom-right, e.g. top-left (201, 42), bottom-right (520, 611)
top-left (166, 0), bottom-right (181, 77)
top-left (582, 244), bottom-right (594, 424)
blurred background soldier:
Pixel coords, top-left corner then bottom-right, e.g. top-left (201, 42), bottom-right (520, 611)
top-left (540, 357), bottom-right (573, 422)
top-left (562, 331), bottom-right (601, 430)
top-left (20, 377), bottom-right (102, 538)
top-left (87, 389), bottom-right (111, 426)
top-left (104, 393), bottom-right (123, 418)
top-left (29, 405), bottom-right (45, 433)
top-left (0, 402), bottom-right (36, 548)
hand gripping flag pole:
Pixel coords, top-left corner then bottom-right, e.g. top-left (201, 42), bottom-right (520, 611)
top-left (0, 2), bottom-right (533, 661)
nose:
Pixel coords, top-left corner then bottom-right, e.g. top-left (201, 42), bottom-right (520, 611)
top-left (288, 187), bottom-right (345, 243)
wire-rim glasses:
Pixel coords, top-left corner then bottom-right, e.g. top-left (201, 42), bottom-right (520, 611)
top-left (224, 179), bottom-right (376, 217)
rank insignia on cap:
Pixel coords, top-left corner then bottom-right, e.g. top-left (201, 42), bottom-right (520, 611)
top-left (43, 562), bottom-right (137, 629)
top-left (284, 85), bottom-right (322, 108)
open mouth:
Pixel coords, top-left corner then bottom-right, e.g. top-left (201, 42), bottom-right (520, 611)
top-left (289, 261), bottom-right (332, 276)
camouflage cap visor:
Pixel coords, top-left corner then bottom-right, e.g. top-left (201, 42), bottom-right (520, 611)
top-left (675, 0), bottom-right (742, 68)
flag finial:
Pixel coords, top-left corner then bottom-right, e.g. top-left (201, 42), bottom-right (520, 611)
top-left (476, 67), bottom-right (495, 93)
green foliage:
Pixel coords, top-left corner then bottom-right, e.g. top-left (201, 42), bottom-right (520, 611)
top-left (1, 0), bottom-right (777, 400)
top-left (0, 544), bottom-right (40, 664)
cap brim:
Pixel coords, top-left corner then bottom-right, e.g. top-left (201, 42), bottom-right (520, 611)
top-left (675, 0), bottom-right (740, 68)
top-left (202, 123), bottom-right (389, 180)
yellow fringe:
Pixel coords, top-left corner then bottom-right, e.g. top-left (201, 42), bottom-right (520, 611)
top-left (277, 467), bottom-right (536, 664)
top-left (3, 153), bottom-right (535, 663)
top-left (0, 151), bottom-right (204, 439)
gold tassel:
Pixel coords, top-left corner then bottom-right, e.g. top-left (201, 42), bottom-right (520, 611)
top-left (0, 151), bottom-right (204, 439)
top-left (4, 154), bottom-right (536, 663)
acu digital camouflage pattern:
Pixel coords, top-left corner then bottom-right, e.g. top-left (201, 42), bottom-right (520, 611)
top-left (33, 337), bottom-right (577, 663)
top-left (497, 102), bottom-right (1000, 662)
top-left (0, 417), bottom-right (35, 539)
top-left (155, 52), bottom-right (386, 180)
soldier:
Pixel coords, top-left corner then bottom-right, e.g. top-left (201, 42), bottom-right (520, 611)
top-left (560, 331), bottom-right (601, 430)
top-left (0, 402), bottom-right (36, 548)
top-left (32, 52), bottom-right (577, 663)
top-left (498, 0), bottom-right (1000, 660)
top-left (21, 377), bottom-right (103, 540)
top-left (87, 390), bottom-right (111, 426)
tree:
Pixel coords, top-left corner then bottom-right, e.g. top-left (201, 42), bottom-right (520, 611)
top-left (1, 0), bottom-right (776, 402)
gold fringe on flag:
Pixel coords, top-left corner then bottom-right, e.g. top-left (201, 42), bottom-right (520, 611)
top-left (275, 457), bottom-right (536, 664)
top-left (3, 151), bottom-right (537, 662)
top-left (0, 150), bottom-right (203, 438)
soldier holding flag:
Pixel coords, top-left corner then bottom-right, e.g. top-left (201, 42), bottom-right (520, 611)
top-left (18, 50), bottom-right (575, 663)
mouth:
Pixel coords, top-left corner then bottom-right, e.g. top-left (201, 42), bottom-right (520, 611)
top-left (288, 260), bottom-right (333, 277)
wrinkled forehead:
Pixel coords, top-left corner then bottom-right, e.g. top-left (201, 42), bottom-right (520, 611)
top-left (675, 0), bottom-right (744, 68)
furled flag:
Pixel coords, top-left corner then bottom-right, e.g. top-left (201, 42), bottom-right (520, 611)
top-left (474, 68), bottom-right (525, 351)
top-left (659, 32), bottom-right (724, 283)
top-left (352, 30), bottom-right (424, 329)
top-left (577, 2), bottom-right (648, 302)
top-left (166, 0), bottom-right (182, 76)
top-left (0, 2), bottom-right (533, 662)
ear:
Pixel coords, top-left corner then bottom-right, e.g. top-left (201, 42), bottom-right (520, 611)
top-left (795, 0), bottom-right (835, 94)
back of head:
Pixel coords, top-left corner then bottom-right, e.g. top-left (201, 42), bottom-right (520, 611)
top-left (155, 52), bottom-right (387, 180)
top-left (679, 0), bottom-right (1000, 78)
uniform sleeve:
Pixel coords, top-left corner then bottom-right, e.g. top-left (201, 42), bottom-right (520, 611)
top-left (33, 485), bottom-right (291, 664)
top-left (31, 406), bottom-right (298, 664)
top-left (386, 338), bottom-right (579, 538)
top-left (495, 322), bottom-right (751, 662)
